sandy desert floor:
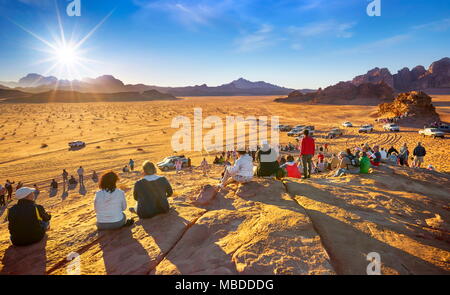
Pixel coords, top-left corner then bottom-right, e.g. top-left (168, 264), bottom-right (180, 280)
top-left (0, 95), bottom-right (449, 275)
top-left (0, 95), bottom-right (448, 186)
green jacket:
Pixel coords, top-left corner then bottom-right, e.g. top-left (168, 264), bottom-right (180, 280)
top-left (359, 156), bottom-right (371, 174)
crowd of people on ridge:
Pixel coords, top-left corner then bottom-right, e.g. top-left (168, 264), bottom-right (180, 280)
top-left (0, 128), bottom-right (433, 247)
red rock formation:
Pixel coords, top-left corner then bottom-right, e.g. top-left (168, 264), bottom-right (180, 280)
top-left (275, 81), bottom-right (394, 104)
top-left (377, 91), bottom-right (440, 119)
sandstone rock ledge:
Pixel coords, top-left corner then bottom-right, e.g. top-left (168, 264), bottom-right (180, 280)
top-left (1, 164), bottom-right (449, 275)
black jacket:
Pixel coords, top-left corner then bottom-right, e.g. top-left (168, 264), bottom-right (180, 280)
top-left (387, 147), bottom-right (399, 156)
top-left (133, 176), bottom-right (173, 219)
top-left (256, 149), bottom-right (280, 177)
top-left (8, 199), bottom-right (51, 246)
top-left (413, 146), bottom-right (426, 157)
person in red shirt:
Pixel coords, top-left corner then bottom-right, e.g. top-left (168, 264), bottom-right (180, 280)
top-left (299, 129), bottom-right (315, 179)
top-left (317, 147), bottom-right (325, 163)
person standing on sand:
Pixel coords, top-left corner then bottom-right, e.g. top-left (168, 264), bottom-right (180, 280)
top-left (129, 159), bottom-right (135, 171)
top-left (399, 144), bottom-right (409, 166)
top-left (0, 185), bottom-right (6, 207)
top-left (77, 166), bottom-right (85, 186)
top-left (412, 142), bottom-right (426, 168)
top-left (33, 184), bottom-right (40, 200)
top-left (92, 171), bottom-right (99, 183)
top-left (175, 158), bottom-right (183, 174)
top-left (130, 161), bottom-right (173, 219)
top-left (7, 187), bottom-right (52, 247)
top-left (200, 158), bottom-right (209, 176)
top-left (62, 169), bottom-right (68, 189)
top-left (51, 179), bottom-right (58, 189)
top-left (299, 129), bottom-right (315, 179)
top-left (5, 180), bottom-right (14, 201)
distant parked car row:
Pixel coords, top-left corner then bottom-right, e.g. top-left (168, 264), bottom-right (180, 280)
top-left (287, 125), bottom-right (315, 137)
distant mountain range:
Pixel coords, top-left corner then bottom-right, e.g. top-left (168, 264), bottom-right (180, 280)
top-left (0, 76), bottom-right (302, 96)
top-left (0, 89), bottom-right (178, 104)
top-left (275, 57), bottom-right (450, 105)
top-left (351, 57), bottom-right (450, 93)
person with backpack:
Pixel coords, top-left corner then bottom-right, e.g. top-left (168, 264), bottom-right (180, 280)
top-left (345, 148), bottom-right (359, 167)
top-left (334, 152), bottom-right (352, 177)
top-left (7, 187), bottom-right (51, 246)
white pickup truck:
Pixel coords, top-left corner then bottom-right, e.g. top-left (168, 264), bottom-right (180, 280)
top-left (358, 124), bottom-right (374, 133)
top-left (383, 123), bottom-right (400, 132)
top-left (418, 128), bottom-right (445, 138)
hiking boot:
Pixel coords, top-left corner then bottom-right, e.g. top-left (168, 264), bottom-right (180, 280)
top-left (124, 219), bottom-right (134, 227)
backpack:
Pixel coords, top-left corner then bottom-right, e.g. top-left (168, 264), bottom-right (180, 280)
top-left (347, 155), bottom-right (359, 167)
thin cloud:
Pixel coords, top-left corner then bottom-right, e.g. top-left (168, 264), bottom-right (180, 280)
top-left (298, 0), bottom-right (323, 11)
top-left (336, 34), bottom-right (411, 55)
top-left (413, 18), bottom-right (450, 32)
top-left (288, 20), bottom-right (356, 38)
top-left (133, 0), bottom-right (236, 29)
top-left (235, 24), bottom-right (275, 53)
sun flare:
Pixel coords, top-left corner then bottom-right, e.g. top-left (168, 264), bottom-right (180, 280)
top-left (54, 45), bottom-right (78, 66)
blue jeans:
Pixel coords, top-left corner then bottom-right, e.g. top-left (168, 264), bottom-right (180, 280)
top-left (334, 168), bottom-right (347, 177)
top-left (97, 214), bottom-right (126, 231)
top-left (41, 221), bottom-right (50, 231)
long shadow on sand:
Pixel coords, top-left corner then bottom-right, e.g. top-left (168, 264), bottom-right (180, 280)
top-left (0, 237), bottom-right (48, 275)
top-left (284, 179), bottom-right (449, 274)
top-left (98, 226), bottom-right (151, 275)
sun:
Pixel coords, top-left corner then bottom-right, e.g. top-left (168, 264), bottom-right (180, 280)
top-left (10, 3), bottom-right (114, 82)
top-left (54, 45), bottom-right (78, 66)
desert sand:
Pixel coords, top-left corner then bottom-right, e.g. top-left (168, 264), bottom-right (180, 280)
top-left (0, 95), bottom-right (449, 274)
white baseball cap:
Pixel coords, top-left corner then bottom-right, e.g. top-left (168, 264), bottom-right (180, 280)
top-left (15, 187), bottom-right (36, 200)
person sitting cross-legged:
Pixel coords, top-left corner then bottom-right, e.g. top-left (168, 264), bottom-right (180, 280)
top-left (94, 171), bottom-right (134, 231)
top-left (130, 161), bottom-right (173, 219)
top-left (220, 150), bottom-right (254, 188)
top-left (7, 187), bottom-right (52, 246)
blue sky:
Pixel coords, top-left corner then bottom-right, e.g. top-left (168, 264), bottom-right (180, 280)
top-left (0, 0), bottom-right (449, 88)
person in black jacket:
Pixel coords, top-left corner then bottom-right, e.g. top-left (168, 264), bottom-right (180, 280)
top-left (7, 187), bottom-right (51, 247)
top-left (412, 142), bottom-right (427, 168)
top-left (387, 146), bottom-right (399, 156)
top-left (130, 161), bottom-right (173, 219)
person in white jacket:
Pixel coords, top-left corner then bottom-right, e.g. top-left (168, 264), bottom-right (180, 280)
top-left (219, 150), bottom-right (254, 188)
top-left (94, 171), bottom-right (133, 230)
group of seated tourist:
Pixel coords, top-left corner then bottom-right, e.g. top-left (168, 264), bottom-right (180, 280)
top-left (4, 128), bottom-right (430, 248)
